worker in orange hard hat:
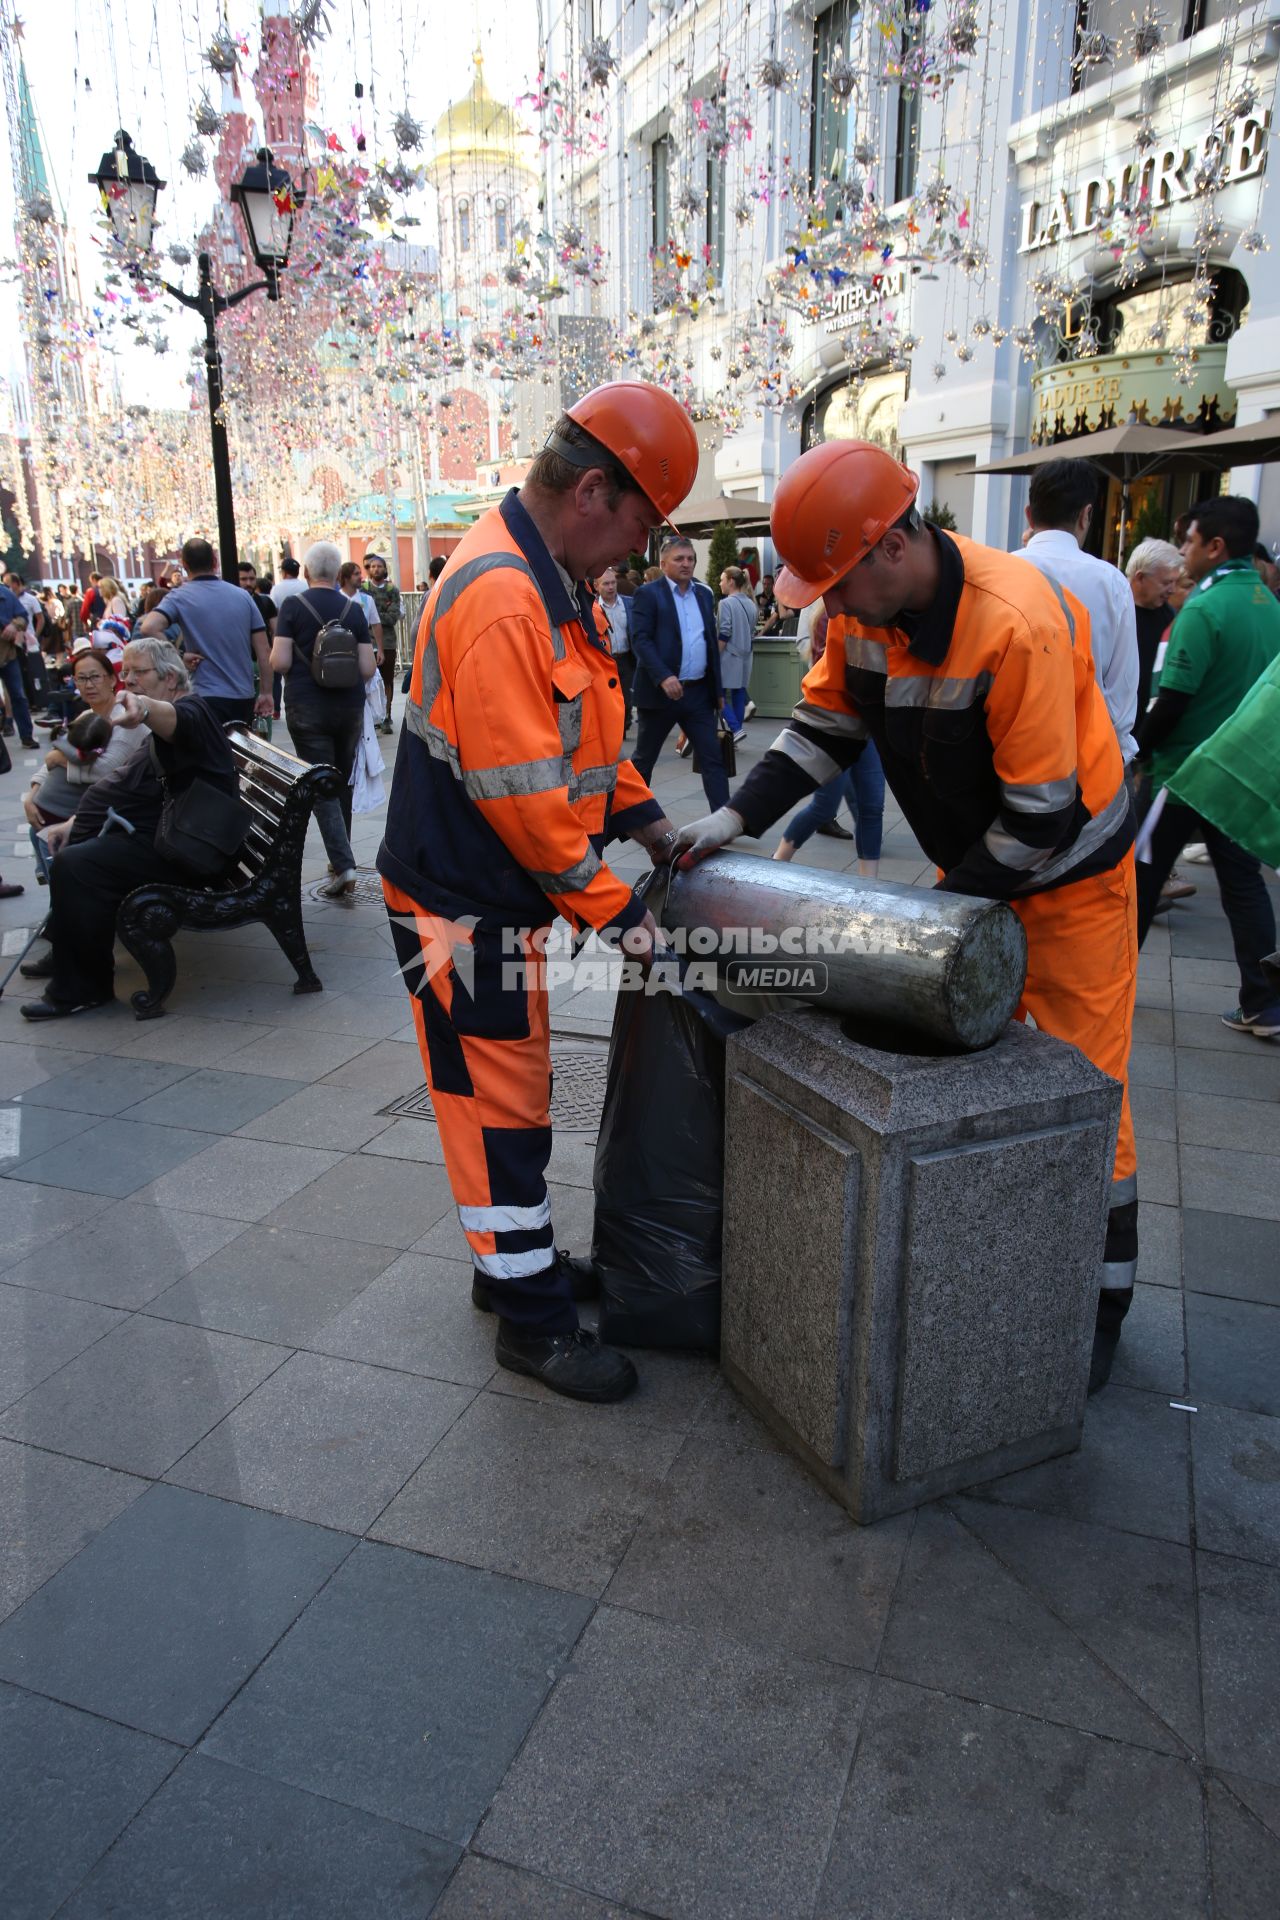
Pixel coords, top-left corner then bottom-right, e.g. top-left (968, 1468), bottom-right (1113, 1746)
top-left (675, 439), bottom-right (1140, 1395)
top-left (379, 381), bottom-right (699, 1404)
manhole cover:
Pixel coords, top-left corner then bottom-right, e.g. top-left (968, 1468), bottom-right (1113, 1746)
top-left (305, 870), bottom-right (386, 906)
top-left (380, 1046), bottom-right (609, 1132)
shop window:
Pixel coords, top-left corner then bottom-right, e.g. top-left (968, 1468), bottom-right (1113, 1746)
top-left (810, 0), bottom-right (856, 208)
top-left (889, 21), bottom-right (922, 203)
top-left (651, 133), bottom-right (670, 250)
top-left (1071, 0), bottom-right (1220, 88)
top-left (1093, 269), bottom-right (1248, 355)
top-left (706, 150), bottom-right (726, 285)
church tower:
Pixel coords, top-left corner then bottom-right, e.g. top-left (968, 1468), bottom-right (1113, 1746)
top-left (425, 51), bottom-right (539, 481)
top-left (253, 3), bottom-right (318, 176)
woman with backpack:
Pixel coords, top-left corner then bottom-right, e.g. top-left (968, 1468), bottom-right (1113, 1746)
top-left (270, 540), bottom-right (376, 898)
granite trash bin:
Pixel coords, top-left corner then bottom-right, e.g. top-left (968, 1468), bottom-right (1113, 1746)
top-left (720, 1008), bottom-right (1122, 1523)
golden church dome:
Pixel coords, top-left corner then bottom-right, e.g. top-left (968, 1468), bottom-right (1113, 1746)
top-left (428, 52), bottom-right (525, 173)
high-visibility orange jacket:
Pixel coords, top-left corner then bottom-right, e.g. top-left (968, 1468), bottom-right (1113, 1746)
top-left (378, 489), bottom-right (662, 934)
top-left (731, 528), bottom-right (1133, 898)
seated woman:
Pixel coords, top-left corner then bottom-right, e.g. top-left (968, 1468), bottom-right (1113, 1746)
top-left (20, 636), bottom-right (238, 1021)
top-left (22, 649), bottom-right (144, 829)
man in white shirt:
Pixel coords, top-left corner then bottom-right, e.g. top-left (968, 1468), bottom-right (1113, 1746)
top-left (1017, 459), bottom-right (1140, 762)
top-left (271, 556), bottom-right (307, 610)
top-left (595, 565), bottom-right (633, 731)
top-left (338, 560), bottom-right (384, 662)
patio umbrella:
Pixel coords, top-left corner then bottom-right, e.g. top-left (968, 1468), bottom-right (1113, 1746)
top-left (974, 423), bottom-right (1224, 563)
top-left (676, 492), bottom-right (773, 538)
top-left (1183, 415), bottom-right (1280, 469)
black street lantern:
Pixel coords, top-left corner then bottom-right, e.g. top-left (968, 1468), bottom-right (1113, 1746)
top-left (230, 148), bottom-right (304, 301)
top-left (88, 130), bottom-right (165, 254)
top-left (88, 128), bottom-right (304, 570)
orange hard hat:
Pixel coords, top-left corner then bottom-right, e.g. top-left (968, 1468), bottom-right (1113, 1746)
top-left (771, 440), bottom-right (920, 608)
top-left (557, 381), bottom-right (700, 524)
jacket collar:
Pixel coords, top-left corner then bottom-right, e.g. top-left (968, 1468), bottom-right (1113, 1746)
top-left (500, 487), bottom-right (597, 635)
top-left (894, 526), bottom-right (964, 665)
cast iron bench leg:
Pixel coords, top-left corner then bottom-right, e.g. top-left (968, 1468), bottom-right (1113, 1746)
top-left (117, 898), bottom-right (179, 1021)
top-left (264, 896), bottom-right (323, 995)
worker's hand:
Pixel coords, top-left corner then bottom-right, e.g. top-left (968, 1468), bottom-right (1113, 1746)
top-left (660, 674), bottom-right (683, 700)
top-left (183, 652), bottom-right (203, 674)
top-left (41, 819), bottom-right (72, 856)
top-left (618, 907), bottom-right (660, 972)
top-left (113, 691), bottom-right (147, 729)
top-left (631, 814), bottom-right (680, 866)
top-left (671, 806), bottom-right (745, 870)
top-left (253, 692), bottom-right (274, 719)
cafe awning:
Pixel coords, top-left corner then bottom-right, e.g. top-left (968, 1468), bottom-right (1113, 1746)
top-left (974, 423), bottom-right (1212, 482)
top-left (677, 493), bottom-right (772, 538)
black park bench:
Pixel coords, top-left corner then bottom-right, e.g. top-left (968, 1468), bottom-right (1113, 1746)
top-left (116, 726), bottom-right (343, 1021)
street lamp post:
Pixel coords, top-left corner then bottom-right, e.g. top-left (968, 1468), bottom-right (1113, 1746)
top-left (90, 132), bottom-right (304, 574)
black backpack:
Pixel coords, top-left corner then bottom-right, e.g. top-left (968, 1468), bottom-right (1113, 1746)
top-left (299, 591), bottom-right (361, 691)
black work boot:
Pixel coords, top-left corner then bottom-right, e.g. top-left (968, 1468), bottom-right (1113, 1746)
top-left (1089, 1287), bottom-right (1134, 1394)
top-left (1090, 1194), bottom-right (1139, 1393)
top-left (471, 1249), bottom-right (600, 1316)
top-left (494, 1321), bottom-right (638, 1403)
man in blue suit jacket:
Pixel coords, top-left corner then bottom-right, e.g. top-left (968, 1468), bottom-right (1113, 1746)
top-left (629, 535), bottom-right (730, 808)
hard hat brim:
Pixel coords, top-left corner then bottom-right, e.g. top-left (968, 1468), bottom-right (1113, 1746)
top-left (774, 564), bottom-right (841, 611)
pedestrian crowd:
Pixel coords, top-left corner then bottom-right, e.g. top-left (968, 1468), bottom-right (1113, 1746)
top-left (1, 416), bottom-right (1277, 1414)
top-left (0, 537), bottom-right (406, 999)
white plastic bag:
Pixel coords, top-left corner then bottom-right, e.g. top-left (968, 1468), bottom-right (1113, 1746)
top-left (350, 674), bottom-right (387, 814)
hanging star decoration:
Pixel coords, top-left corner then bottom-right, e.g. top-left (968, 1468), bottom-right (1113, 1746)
top-left (946, 4), bottom-right (981, 56)
top-left (293, 0), bottom-right (333, 49)
top-left (180, 141), bottom-right (208, 177)
top-left (583, 36), bottom-right (615, 87)
top-left (758, 52), bottom-right (797, 91)
top-left (826, 53), bottom-right (858, 103)
top-left (204, 28), bottom-right (240, 76)
top-left (391, 109), bottom-right (422, 152)
top-left (1132, 5), bottom-right (1165, 58)
top-left (1222, 79), bottom-right (1260, 123)
top-left (193, 92), bottom-right (222, 138)
top-left (1072, 30), bottom-right (1116, 73)
top-left (23, 191), bottom-right (54, 223)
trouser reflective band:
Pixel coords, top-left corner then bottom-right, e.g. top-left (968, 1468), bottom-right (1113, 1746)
top-left (1101, 1197), bottom-right (1139, 1294)
top-left (382, 881), bottom-right (572, 1332)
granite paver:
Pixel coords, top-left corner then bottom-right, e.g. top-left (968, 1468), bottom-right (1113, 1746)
top-left (0, 732), bottom-right (1274, 1914)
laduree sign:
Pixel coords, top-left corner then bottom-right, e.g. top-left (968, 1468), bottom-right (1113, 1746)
top-left (1019, 112), bottom-right (1269, 254)
top-left (1030, 342), bottom-right (1233, 439)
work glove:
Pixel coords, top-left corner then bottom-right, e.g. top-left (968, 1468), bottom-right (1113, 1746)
top-left (670, 806), bottom-right (745, 870)
top-left (599, 906), bottom-right (660, 971)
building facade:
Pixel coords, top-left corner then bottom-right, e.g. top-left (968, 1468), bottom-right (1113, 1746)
top-left (540, 1), bottom-right (1280, 555)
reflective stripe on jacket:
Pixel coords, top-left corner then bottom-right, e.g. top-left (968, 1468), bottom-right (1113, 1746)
top-left (378, 489), bottom-right (661, 931)
top-left (735, 530), bottom-right (1132, 898)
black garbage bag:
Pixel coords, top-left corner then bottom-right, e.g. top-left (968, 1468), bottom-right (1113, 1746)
top-left (592, 977), bottom-right (749, 1353)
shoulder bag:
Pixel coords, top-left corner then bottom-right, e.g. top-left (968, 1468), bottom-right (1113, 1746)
top-left (150, 740), bottom-right (253, 881)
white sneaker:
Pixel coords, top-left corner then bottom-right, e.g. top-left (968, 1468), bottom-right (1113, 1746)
top-left (1184, 843), bottom-right (1211, 864)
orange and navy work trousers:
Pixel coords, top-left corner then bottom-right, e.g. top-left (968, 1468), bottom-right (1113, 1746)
top-left (1012, 851), bottom-right (1140, 1295)
top-left (384, 882), bottom-right (575, 1332)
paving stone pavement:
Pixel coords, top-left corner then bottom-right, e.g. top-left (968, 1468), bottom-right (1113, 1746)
top-left (0, 717), bottom-right (1277, 1917)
